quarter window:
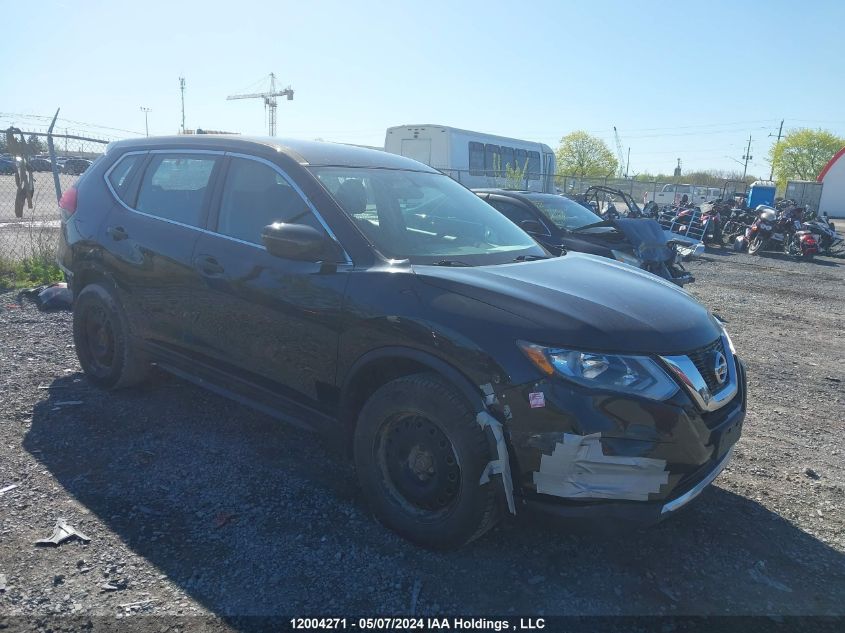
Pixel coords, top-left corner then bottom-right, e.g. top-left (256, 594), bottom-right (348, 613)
top-left (216, 157), bottom-right (323, 245)
top-left (107, 154), bottom-right (142, 198)
top-left (135, 154), bottom-right (217, 226)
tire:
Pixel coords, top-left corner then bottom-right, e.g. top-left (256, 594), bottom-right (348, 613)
top-left (748, 236), bottom-right (763, 255)
top-left (73, 283), bottom-right (150, 390)
top-left (353, 372), bottom-right (502, 549)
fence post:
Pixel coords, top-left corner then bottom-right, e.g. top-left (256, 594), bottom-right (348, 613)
top-left (47, 108), bottom-right (62, 203)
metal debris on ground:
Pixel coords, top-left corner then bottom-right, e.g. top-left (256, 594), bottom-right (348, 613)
top-left (0, 484), bottom-right (18, 495)
top-left (18, 283), bottom-right (73, 311)
top-left (53, 400), bottom-right (83, 407)
top-left (34, 519), bottom-right (91, 547)
top-left (101, 580), bottom-right (128, 592)
top-left (747, 560), bottom-right (792, 593)
top-left (805, 467), bottom-right (821, 480)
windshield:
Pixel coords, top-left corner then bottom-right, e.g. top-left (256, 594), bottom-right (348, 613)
top-left (310, 167), bottom-right (544, 264)
top-left (526, 195), bottom-right (603, 230)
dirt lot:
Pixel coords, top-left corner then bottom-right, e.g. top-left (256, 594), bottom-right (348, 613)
top-left (0, 248), bottom-right (843, 628)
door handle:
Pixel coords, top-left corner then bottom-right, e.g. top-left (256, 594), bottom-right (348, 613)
top-left (107, 226), bottom-right (128, 241)
top-left (194, 255), bottom-right (224, 276)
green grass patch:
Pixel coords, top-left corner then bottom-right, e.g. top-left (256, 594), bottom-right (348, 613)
top-left (0, 254), bottom-right (64, 290)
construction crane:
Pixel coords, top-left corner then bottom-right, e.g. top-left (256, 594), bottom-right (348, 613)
top-left (613, 126), bottom-right (627, 178)
top-left (227, 73), bottom-right (294, 136)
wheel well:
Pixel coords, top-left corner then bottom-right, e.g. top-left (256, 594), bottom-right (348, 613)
top-left (339, 354), bottom-right (485, 454)
top-left (72, 267), bottom-right (110, 295)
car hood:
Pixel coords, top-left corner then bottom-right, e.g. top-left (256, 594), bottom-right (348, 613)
top-left (413, 253), bottom-right (718, 355)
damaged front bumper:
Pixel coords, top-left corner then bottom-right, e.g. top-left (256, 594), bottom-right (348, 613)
top-left (499, 355), bottom-right (747, 527)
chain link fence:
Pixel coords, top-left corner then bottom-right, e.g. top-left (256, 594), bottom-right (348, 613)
top-left (1, 128), bottom-right (108, 282)
top-left (441, 168), bottom-right (738, 207)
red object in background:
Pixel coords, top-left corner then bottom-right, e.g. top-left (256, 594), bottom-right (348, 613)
top-left (59, 187), bottom-right (78, 214)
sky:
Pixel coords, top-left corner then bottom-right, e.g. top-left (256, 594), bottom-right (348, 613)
top-left (3, 0), bottom-right (845, 176)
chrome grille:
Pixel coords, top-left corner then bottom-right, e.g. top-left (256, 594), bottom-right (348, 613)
top-left (686, 338), bottom-right (726, 394)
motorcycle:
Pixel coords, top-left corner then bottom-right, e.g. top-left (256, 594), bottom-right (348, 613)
top-left (720, 206), bottom-right (757, 245)
top-left (736, 206), bottom-right (818, 260)
top-left (802, 211), bottom-right (842, 255)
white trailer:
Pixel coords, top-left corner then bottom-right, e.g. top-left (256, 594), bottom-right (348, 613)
top-left (384, 124), bottom-right (557, 193)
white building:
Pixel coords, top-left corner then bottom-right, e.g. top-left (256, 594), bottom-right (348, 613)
top-left (818, 147), bottom-right (845, 217)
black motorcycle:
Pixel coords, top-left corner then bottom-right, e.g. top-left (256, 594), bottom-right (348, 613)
top-left (802, 212), bottom-right (842, 255)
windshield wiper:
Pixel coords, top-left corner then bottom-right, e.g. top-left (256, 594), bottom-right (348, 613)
top-left (572, 220), bottom-right (613, 232)
top-left (431, 259), bottom-right (473, 267)
top-left (511, 254), bottom-right (551, 262)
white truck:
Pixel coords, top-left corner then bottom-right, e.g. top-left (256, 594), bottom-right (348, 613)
top-left (384, 124), bottom-right (557, 193)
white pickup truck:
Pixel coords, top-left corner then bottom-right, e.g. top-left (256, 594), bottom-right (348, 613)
top-left (646, 184), bottom-right (721, 206)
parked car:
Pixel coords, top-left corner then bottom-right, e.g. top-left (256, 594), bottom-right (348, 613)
top-left (62, 158), bottom-right (92, 175)
top-left (0, 157), bottom-right (15, 175)
top-left (475, 189), bottom-right (694, 286)
top-left (58, 136), bottom-right (746, 549)
top-left (29, 157), bottom-right (53, 172)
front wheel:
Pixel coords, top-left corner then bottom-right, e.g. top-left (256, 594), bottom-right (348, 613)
top-left (73, 283), bottom-right (150, 390)
top-left (747, 235), bottom-right (764, 255)
top-left (353, 373), bottom-right (502, 549)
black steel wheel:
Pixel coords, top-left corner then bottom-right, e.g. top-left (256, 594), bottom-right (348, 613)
top-left (378, 412), bottom-right (461, 517)
top-left (354, 373), bottom-right (502, 549)
top-left (73, 283), bottom-right (149, 390)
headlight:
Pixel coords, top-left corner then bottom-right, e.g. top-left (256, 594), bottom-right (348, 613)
top-left (518, 341), bottom-right (679, 400)
top-left (610, 249), bottom-right (641, 267)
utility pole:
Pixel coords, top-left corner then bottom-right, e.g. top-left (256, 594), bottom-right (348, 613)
top-left (625, 147), bottom-right (631, 179)
top-left (140, 107), bottom-right (152, 136)
top-left (768, 119), bottom-right (784, 180)
top-left (742, 135), bottom-right (753, 181)
top-left (179, 77), bottom-right (186, 134)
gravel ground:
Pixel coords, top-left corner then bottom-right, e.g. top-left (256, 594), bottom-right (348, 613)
top-left (0, 248), bottom-right (843, 627)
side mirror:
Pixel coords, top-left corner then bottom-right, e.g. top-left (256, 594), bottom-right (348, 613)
top-left (520, 219), bottom-right (545, 234)
top-left (261, 222), bottom-right (332, 262)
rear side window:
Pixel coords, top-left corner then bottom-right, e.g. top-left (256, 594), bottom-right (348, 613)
top-left (216, 157), bottom-right (323, 245)
top-left (136, 154), bottom-right (217, 226)
top-left (107, 154), bottom-right (142, 199)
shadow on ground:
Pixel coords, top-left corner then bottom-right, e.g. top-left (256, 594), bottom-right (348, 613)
top-left (23, 373), bottom-right (845, 622)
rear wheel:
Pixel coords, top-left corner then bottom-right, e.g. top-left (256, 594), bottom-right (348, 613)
top-left (353, 373), bottom-right (502, 549)
top-left (73, 283), bottom-right (150, 389)
top-left (748, 235), bottom-right (764, 255)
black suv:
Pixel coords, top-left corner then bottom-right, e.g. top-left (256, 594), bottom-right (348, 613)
top-left (475, 189), bottom-right (694, 286)
top-left (58, 136), bottom-right (746, 549)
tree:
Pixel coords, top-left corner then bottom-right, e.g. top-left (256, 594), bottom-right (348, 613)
top-left (556, 131), bottom-right (618, 178)
top-left (26, 134), bottom-right (44, 154)
top-left (769, 128), bottom-right (845, 189)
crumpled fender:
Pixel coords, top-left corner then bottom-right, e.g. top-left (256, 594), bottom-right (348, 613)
top-left (610, 218), bottom-right (674, 263)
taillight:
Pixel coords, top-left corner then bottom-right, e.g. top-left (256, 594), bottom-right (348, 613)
top-left (59, 187), bottom-right (78, 214)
